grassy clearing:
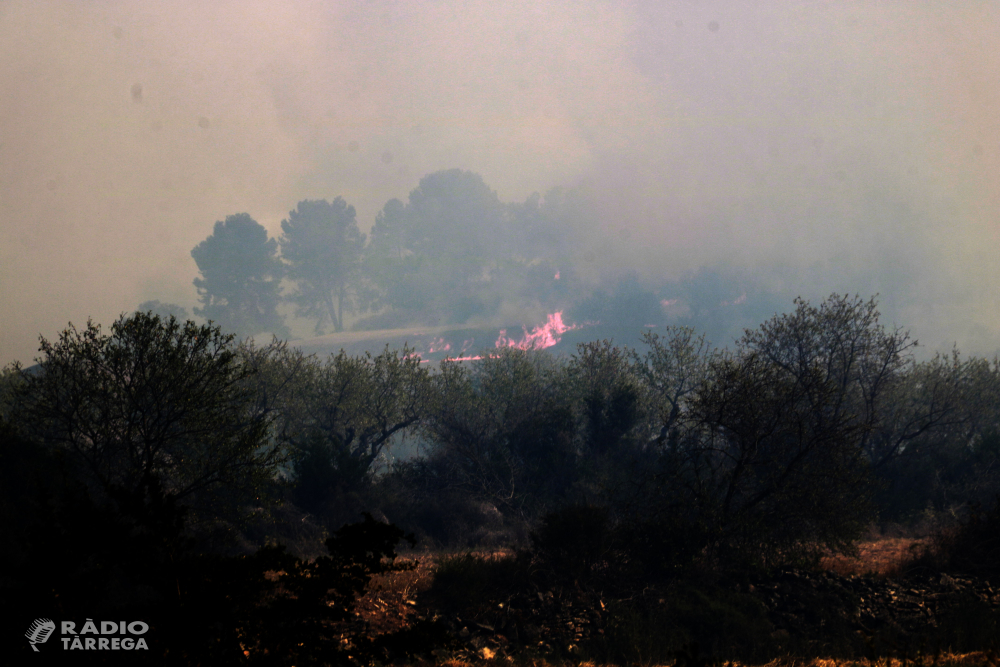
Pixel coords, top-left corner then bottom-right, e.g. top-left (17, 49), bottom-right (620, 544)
top-left (820, 537), bottom-right (928, 578)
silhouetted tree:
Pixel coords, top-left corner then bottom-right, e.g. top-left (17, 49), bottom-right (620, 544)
top-left (421, 348), bottom-right (576, 518)
top-left (362, 169), bottom-right (508, 325)
top-left (8, 312), bottom-right (289, 519)
top-left (278, 346), bottom-right (432, 522)
top-left (873, 352), bottom-right (1000, 521)
top-left (687, 295), bottom-right (910, 564)
top-left (568, 339), bottom-right (646, 458)
top-left (280, 198), bottom-right (366, 333)
top-left (192, 213), bottom-right (288, 338)
top-left (634, 326), bottom-right (716, 442)
top-left (136, 299), bottom-right (190, 321)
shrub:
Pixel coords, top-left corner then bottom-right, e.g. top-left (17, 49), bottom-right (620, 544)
top-left (530, 504), bottom-right (613, 581)
top-left (590, 582), bottom-right (775, 665)
top-left (8, 313), bottom-right (289, 524)
top-left (917, 497), bottom-right (1000, 578)
top-left (427, 552), bottom-right (532, 613)
top-left (1, 420), bottom-right (433, 664)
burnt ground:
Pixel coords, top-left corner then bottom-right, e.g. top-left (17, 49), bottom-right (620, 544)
top-left (353, 557), bottom-right (434, 636)
top-left (343, 549), bottom-right (1000, 665)
top-left (430, 569), bottom-right (999, 662)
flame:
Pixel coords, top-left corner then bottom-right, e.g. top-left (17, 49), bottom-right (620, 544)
top-left (495, 311), bottom-right (578, 351)
top-left (554, 271), bottom-right (560, 280)
top-left (445, 354), bottom-right (483, 362)
top-left (428, 337), bottom-right (451, 353)
top-left (403, 352), bottom-right (431, 364)
top-left (404, 312), bottom-right (581, 364)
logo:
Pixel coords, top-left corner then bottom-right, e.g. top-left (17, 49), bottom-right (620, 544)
top-left (23, 618), bottom-right (149, 652)
top-left (25, 619), bottom-right (56, 652)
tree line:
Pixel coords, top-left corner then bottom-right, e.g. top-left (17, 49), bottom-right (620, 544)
top-left (3, 294), bottom-right (999, 661)
top-left (182, 169), bottom-right (585, 339)
top-left (5, 295), bottom-right (998, 564)
top-left (176, 167), bottom-right (791, 345)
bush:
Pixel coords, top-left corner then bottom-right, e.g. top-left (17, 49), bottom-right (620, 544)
top-left (374, 460), bottom-right (519, 548)
top-left (590, 582), bottom-right (775, 665)
top-left (917, 497), bottom-right (1000, 578)
top-left (427, 553), bottom-right (532, 613)
top-left (7, 313), bottom-right (289, 524)
top-left (0, 420), bottom-right (433, 664)
top-left (530, 504), bottom-right (613, 581)
top-left (614, 508), bottom-right (715, 579)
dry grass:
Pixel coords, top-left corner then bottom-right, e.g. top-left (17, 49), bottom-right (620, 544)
top-left (354, 550), bottom-right (517, 633)
top-left (744, 656), bottom-right (998, 666)
top-left (354, 541), bottom-right (999, 666)
top-left (421, 655), bottom-right (997, 667)
top-left (353, 554), bottom-right (437, 634)
top-left (820, 537), bottom-right (928, 578)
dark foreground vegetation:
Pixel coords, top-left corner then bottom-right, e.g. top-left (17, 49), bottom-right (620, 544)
top-left (2, 295), bottom-right (999, 665)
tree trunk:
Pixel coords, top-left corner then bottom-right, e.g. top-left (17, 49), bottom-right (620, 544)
top-left (335, 288), bottom-right (344, 332)
top-left (324, 289), bottom-right (339, 333)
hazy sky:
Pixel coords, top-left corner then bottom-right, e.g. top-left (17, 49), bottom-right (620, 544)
top-left (2, 1), bottom-right (998, 364)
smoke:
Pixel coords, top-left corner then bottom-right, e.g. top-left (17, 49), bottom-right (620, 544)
top-left (2, 1), bottom-right (998, 364)
top-left (574, 2), bottom-right (1000, 354)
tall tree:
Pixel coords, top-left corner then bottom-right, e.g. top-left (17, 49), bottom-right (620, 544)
top-left (191, 213), bottom-right (288, 338)
top-left (271, 345), bottom-right (432, 521)
top-left (363, 169), bottom-right (509, 325)
top-left (683, 295), bottom-right (912, 564)
top-left (421, 348), bottom-right (576, 517)
top-left (279, 198), bottom-right (365, 333)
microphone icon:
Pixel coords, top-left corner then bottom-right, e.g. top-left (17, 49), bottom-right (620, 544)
top-left (25, 619), bottom-right (56, 652)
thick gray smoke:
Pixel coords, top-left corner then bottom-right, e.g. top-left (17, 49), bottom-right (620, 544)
top-left (2, 1), bottom-right (998, 364)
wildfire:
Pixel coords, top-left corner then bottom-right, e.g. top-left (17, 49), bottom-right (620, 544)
top-left (495, 311), bottom-right (578, 352)
top-left (443, 354), bottom-right (483, 362)
top-left (428, 337), bottom-right (451, 353)
top-left (403, 312), bottom-right (582, 364)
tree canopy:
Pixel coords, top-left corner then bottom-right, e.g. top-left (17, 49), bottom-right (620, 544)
top-left (8, 312), bottom-right (289, 518)
top-left (191, 213), bottom-right (288, 338)
top-left (361, 169), bottom-right (575, 328)
top-left (363, 170), bottom-right (510, 325)
top-left (669, 295), bottom-right (912, 564)
top-left (280, 198), bottom-right (366, 334)
top-left (136, 299), bottom-right (190, 322)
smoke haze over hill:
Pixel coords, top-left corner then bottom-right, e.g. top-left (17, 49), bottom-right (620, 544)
top-left (2, 1), bottom-right (999, 364)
